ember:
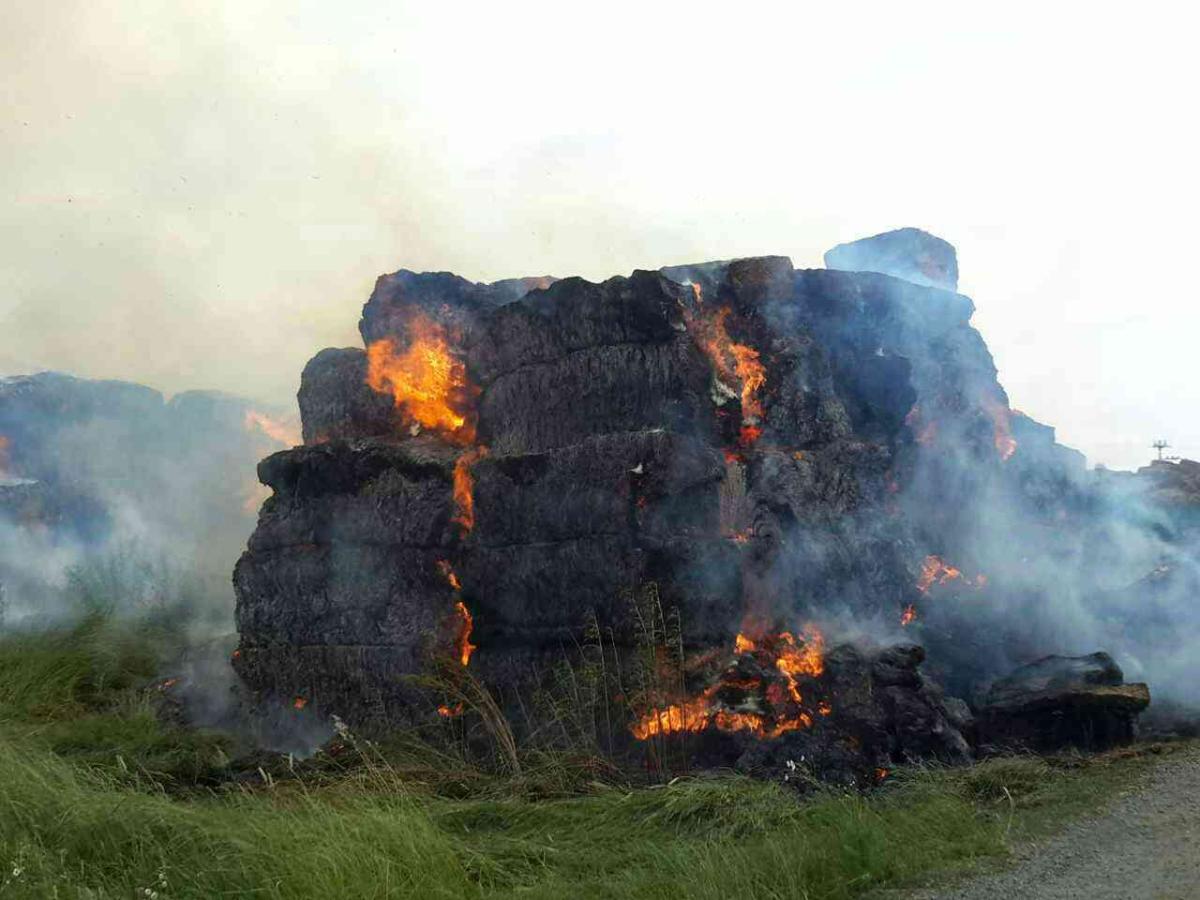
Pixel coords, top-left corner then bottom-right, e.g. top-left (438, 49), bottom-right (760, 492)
top-left (726, 528), bottom-right (753, 545)
top-left (365, 313), bottom-right (477, 445)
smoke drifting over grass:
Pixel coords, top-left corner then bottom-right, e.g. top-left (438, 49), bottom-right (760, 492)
top-left (0, 372), bottom-right (295, 635)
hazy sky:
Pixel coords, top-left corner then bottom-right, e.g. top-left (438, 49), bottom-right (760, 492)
top-left (2, 1), bottom-right (1195, 470)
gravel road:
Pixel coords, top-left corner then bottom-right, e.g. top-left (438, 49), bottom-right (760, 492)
top-left (918, 746), bottom-right (1200, 900)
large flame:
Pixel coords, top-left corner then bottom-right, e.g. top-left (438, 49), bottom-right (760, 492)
top-left (631, 625), bottom-right (826, 741)
top-left (243, 410), bottom-right (300, 447)
top-left (365, 313), bottom-right (477, 445)
top-left (452, 446), bottom-right (489, 533)
top-left (686, 286), bottom-right (767, 448)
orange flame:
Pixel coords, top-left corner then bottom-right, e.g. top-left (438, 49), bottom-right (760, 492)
top-left (900, 604), bottom-right (917, 627)
top-left (631, 625), bottom-right (826, 741)
top-left (243, 410), bottom-right (300, 447)
top-left (686, 289), bottom-right (767, 448)
top-left (982, 396), bottom-right (1018, 461)
top-left (916, 555), bottom-right (963, 593)
top-left (293, 696), bottom-right (308, 710)
top-left (365, 313), bottom-right (477, 445)
top-left (452, 600), bottom-right (475, 667)
top-left (452, 446), bottom-right (489, 533)
top-left (437, 702), bottom-right (464, 718)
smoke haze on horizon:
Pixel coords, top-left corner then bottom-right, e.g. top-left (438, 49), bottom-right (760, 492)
top-left (2, 1), bottom-right (1196, 471)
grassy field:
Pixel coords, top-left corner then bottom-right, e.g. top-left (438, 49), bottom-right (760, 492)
top-left (0, 614), bottom-right (1170, 899)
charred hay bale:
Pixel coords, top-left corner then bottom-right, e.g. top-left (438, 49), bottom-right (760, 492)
top-left (248, 439), bottom-right (457, 551)
top-left (726, 641), bottom-right (971, 784)
top-left (470, 272), bottom-right (689, 380)
top-left (234, 543), bottom-right (457, 646)
top-left (470, 272), bottom-right (718, 455)
top-left (476, 340), bottom-right (717, 456)
top-left (358, 270), bottom-right (554, 348)
top-left (231, 644), bottom-right (431, 727)
top-left (469, 431), bottom-right (723, 547)
top-left (978, 652), bottom-right (1151, 752)
top-left (298, 348), bottom-right (398, 444)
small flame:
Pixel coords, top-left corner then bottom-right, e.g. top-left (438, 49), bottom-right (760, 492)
top-left (875, 767), bottom-right (890, 782)
top-left (452, 600), bottom-right (475, 667)
top-left (900, 604), bottom-right (917, 627)
top-left (243, 410), bottom-right (300, 447)
top-left (981, 395), bottom-right (1018, 462)
top-left (685, 293), bottom-right (767, 449)
top-left (365, 313), bottom-right (477, 445)
top-left (905, 404), bottom-right (938, 447)
top-left (631, 625), bottom-right (826, 741)
top-left (916, 555), bottom-right (963, 593)
top-left (437, 702), bottom-right (464, 718)
top-left (293, 696), bottom-right (308, 710)
top-left (452, 446), bottom-right (489, 533)
top-left (437, 559), bottom-right (462, 591)
top-left (738, 424), bottom-right (763, 448)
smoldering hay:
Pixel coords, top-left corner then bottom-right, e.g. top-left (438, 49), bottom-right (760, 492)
top-left (230, 228), bottom-right (1195, 766)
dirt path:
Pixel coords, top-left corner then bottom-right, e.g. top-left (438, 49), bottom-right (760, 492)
top-left (917, 746), bottom-right (1200, 900)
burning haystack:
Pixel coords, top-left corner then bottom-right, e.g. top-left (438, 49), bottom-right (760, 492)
top-left (233, 229), bottom-right (1165, 777)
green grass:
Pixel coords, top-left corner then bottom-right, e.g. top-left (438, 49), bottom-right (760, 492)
top-left (0, 615), bottom-right (1171, 899)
